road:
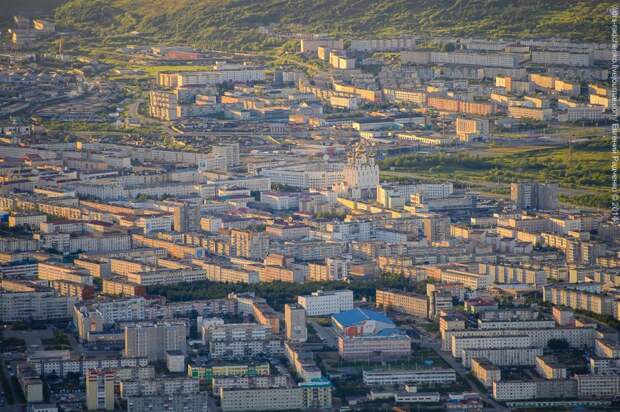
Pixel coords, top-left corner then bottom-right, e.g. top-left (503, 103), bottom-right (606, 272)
top-left (415, 335), bottom-right (509, 412)
top-left (308, 320), bottom-right (338, 349)
top-left (0, 358), bottom-right (25, 412)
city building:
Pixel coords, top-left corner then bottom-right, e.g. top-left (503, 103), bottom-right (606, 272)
top-left (511, 182), bottom-right (558, 210)
top-left (284, 303), bottom-right (308, 343)
top-left (124, 321), bottom-right (187, 361)
top-left (86, 369), bottom-right (115, 411)
top-left (375, 289), bottom-right (428, 318)
top-left (297, 290), bottom-right (354, 316)
top-left (471, 357), bottom-right (501, 388)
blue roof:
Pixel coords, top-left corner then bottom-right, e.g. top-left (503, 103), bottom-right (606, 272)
top-left (299, 377), bottom-right (332, 387)
top-left (332, 308), bottom-right (395, 328)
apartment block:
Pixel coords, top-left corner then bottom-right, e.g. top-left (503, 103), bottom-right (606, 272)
top-left (124, 321), bottom-right (187, 361)
top-left (471, 357), bottom-right (501, 387)
top-left (362, 369), bottom-right (456, 386)
top-left (86, 369), bottom-right (115, 411)
top-left (375, 289), bottom-right (428, 318)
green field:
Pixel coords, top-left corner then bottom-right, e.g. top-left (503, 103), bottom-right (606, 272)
top-left (380, 136), bottom-right (613, 208)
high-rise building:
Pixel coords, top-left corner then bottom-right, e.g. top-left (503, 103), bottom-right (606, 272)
top-left (230, 229), bottom-right (270, 259)
top-left (511, 182), bottom-right (558, 210)
top-left (284, 303), bottom-right (307, 342)
top-left (173, 203), bottom-right (201, 233)
top-left (212, 143), bottom-right (240, 169)
top-left (124, 321), bottom-right (187, 361)
top-left (86, 369), bottom-right (115, 411)
top-left (423, 215), bottom-right (450, 242)
top-left (156, 200), bottom-right (201, 232)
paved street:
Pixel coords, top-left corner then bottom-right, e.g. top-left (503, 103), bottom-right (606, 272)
top-left (308, 319), bottom-right (338, 349)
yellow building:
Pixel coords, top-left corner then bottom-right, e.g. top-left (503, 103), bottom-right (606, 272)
top-left (375, 289), bottom-right (428, 318)
top-left (86, 369), bottom-right (115, 411)
top-left (471, 357), bottom-right (501, 388)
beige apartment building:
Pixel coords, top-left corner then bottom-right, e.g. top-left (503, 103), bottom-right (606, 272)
top-left (536, 356), bottom-right (567, 380)
top-left (124, 321), bottom-right (187, 361)
top-left (471, 357), bottom-right (501, 388)
top-left (375, 289), bottom-right (429, 318)
top-left (219, 384), bottom-right (332, 411)
top-left (86, 369), bottom-right (115, 411)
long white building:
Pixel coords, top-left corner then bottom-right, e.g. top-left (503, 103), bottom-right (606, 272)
top-left (363, 369), bottom-right (456, 385)
top-left (297, 290), bottom-right (354, 316)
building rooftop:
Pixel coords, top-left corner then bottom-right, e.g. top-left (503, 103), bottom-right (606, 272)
top-left (332, 308), bottom-right (394, 328)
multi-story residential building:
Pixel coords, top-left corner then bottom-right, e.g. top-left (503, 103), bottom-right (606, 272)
top-left (479, 262), bottom-right (548, 286)
top-left (284, 303), bottom-right (307, 343)
top-left (511, 182), bottom-right (558, 210)
top-left (402, 50), bottom-right (518, 68)
top-left (507, 106), bottom-right (553, 121)
top-left (8, 212), bottom-right (47, 229)
top-left (544, 284), bottom-right (616, 317)
top-left (230, 229), bottom-right (270, 259)
top-left (452, 335), bottom-right (531, 359)
top-left (86, 369), bottom-right (115, 411)
top-left (300, 38), bottom-right (344, 53)
top-left (74, 297), bottom-right (147, 340)
top-left (349, 37), bottom-right (416, 52)
top-left (375, 289), bottom-right (428, 318)
top-left (192, 259), bottom-right (259, 284)
top-left (120, 377), bottom-right (199, 398)
top-left (219, 381), bottom-right (332, 412)
top-left (575, 373), bottom-right (620, 399)
top-left (493, 380), bottom-right (537, 401)
top-left (595, 339), bottom-right (620, 359)
top-left (307, 258), bottom-right (347, 281)
top-left (37, 262), bottom-right (93, 285)
top-left (362, 369), bottom-right (456, 385)
top-left (252, 301), bottom-right (280, 334)
top-left (297, 290), bottom-right (354, 316)
top-left (423, 215), bottom-right (451, 243)
top-left (203, 323), bottom-right (282, 359)
top-left (126, 394), bottom-right (209, 412)
top-left (259, 264), bottom-right (306, 283)
top-left (187, 363), bottom-right (270, 381)
top-left (440, 268), bottom-right (489, 290)
top-left (0, 285), bottom-right (76, 322)
top-left (124, 321), bottom-right (187, 361)
top-left (471, 357), bottom-right (501, 388)
top-left (426, 96), bottom-right (496, 116)
top-left (442, 326), bottom-right (596, 353)
top-left (212, 375), bottom-right (289, 393)
top-left (455, 117), bottom-right (490, 141)
top-left (477, 319), bottom-right (556, 330)
top-left (27, 352), bottom-right (148, 378)
top-left (531, 51), bottom-right (591, 67)
top-left (536, 356), bottom-right (568, 380)
top-left (461, 347), bottom-right (543, 368)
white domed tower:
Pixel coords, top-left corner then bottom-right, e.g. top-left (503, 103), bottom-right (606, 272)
top-left (335, 142), bottom-right (380, 199)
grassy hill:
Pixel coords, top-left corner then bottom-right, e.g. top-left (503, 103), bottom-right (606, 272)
top-left (51, 0), bottom-right (613, 50)
top-left (0, 0), bottom-right (66, 17)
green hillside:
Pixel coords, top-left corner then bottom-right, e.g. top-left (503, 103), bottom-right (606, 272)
top-left (53, 0), bottom-right (612, 50)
